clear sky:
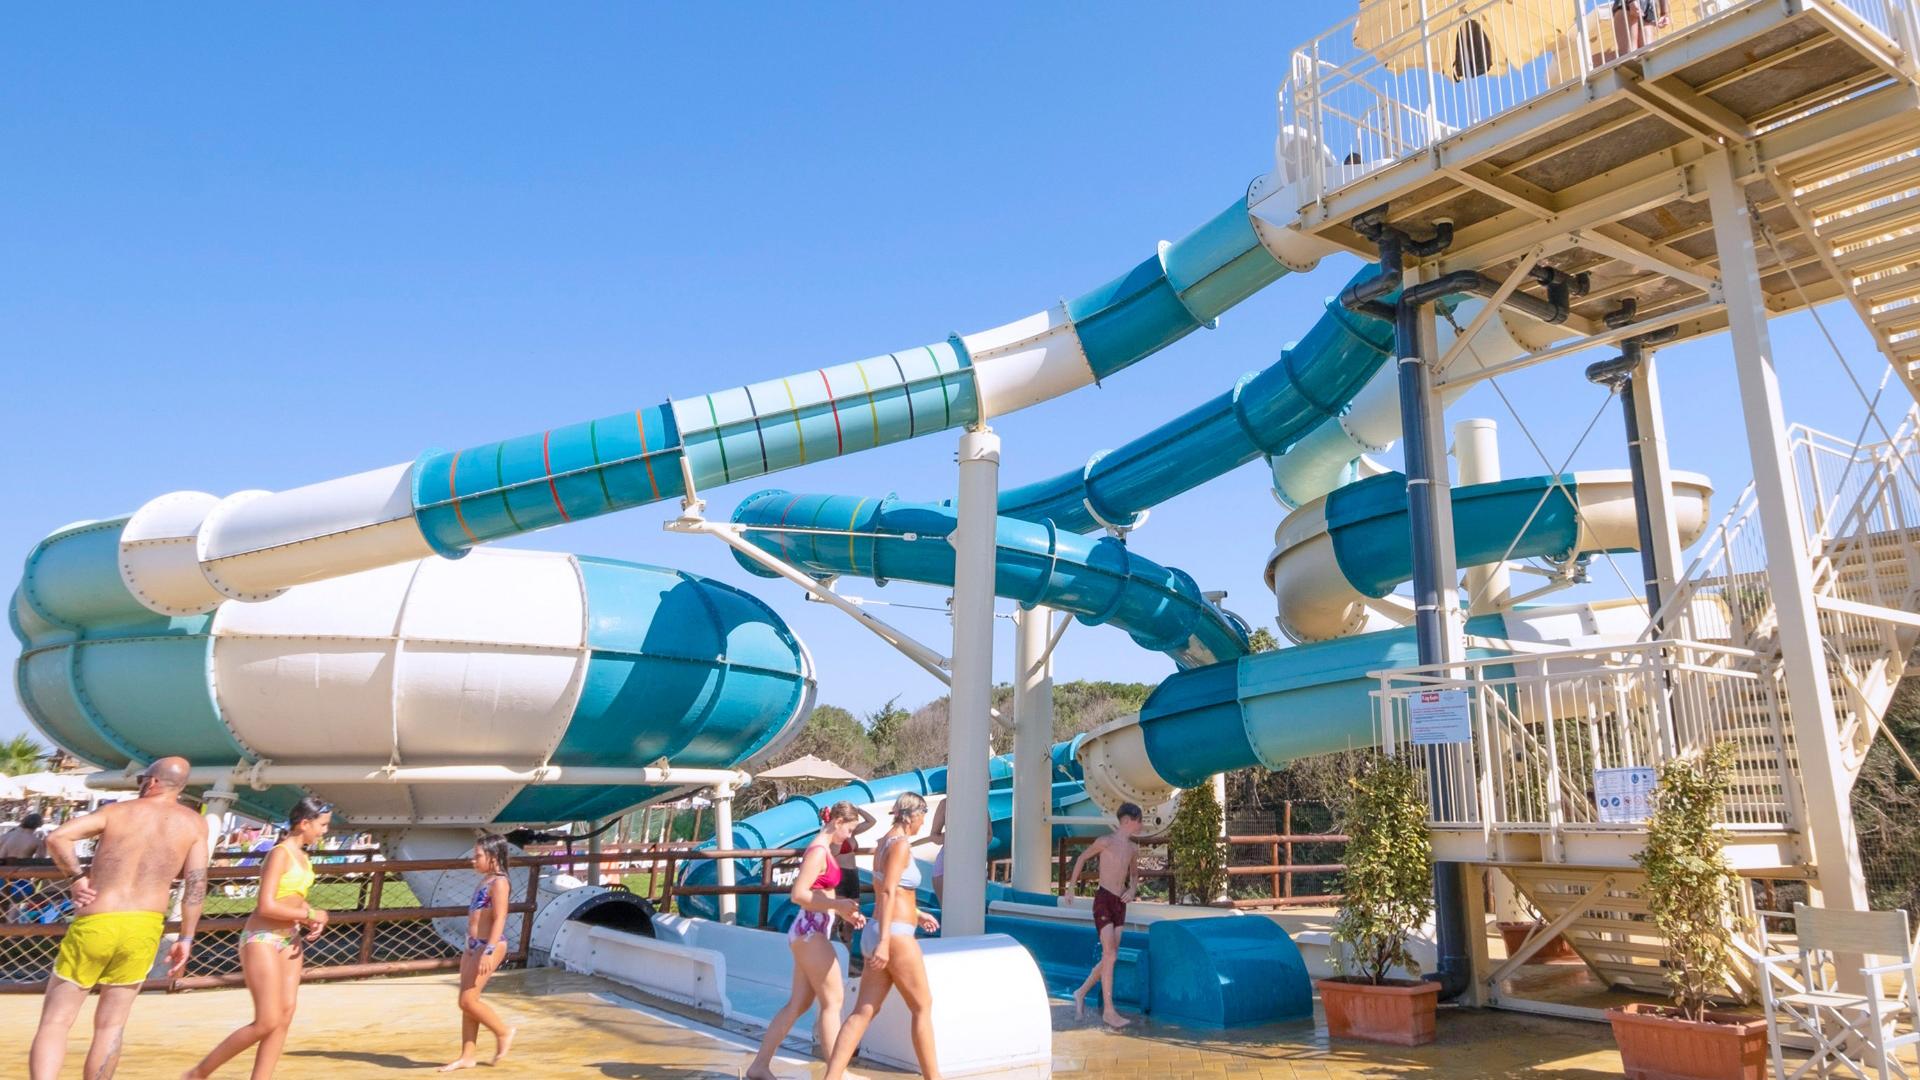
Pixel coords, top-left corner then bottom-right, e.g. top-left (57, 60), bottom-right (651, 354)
top-left (1, 5), bottom-right (1903, 746)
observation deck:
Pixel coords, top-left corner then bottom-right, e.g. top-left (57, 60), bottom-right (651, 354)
top-left (1264, 0), bottom-right (1920, 398)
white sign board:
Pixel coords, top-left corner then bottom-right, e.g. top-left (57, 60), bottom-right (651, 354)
top-left (1593, 766), bottom-right (1657, 823)
top-left (1408, 689), bottom-right (1472, 746)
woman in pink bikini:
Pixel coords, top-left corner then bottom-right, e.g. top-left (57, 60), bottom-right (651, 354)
top-left (824, 792), bottom-right (941, 1080)
top-left (743, 802), bottom-right (868, 1079)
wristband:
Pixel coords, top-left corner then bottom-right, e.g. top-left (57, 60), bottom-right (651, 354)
top-left (177, 935), bottom-right (194, 943)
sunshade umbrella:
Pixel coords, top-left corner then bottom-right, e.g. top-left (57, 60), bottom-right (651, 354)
top-left (755, 755), bottom-right (862, 783)
top-left (1354, 0), bottom-right (1566, 80)
top-left (0, 775), bottom-right (24, 800)
top-left (15, 771), bottom-right (97, 800)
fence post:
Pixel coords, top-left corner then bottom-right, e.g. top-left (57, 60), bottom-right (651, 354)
top-left (517, 864), bottom-right (537, 961)
top-left (358, 867), bottom-right (385, 966)
top-left (1282, 802), bottom-right (1294, 900)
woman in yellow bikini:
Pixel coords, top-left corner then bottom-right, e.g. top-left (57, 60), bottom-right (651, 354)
top-left (183, 796), bottom-right (331, 1079)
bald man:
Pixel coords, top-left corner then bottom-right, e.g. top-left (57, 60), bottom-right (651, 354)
top-left (29, 757), bottom-right (208, 1080)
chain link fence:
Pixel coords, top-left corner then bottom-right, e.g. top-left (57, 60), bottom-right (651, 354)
top-left (0, 853), bottom-right (540, 992)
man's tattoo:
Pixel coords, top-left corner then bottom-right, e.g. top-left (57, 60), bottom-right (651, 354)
top-left (182, 868), bottom-right (208, 906)
top-left (88, 1029), bottom-right (122, 1079)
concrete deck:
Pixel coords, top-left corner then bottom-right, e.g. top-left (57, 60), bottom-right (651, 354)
top-left (6, 968), bottom-right (1631, 1078)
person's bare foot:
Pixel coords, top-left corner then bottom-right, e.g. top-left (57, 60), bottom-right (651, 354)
top-left (490, 1027), bottom-right (516, 1065)
top-left (743, 1064), bottom-right (778, 1080)
top-left (437, 1058), bottom-right (477, 1072)
top-left (1071, 984), bottom-right (1088, 1020)
top-left (1102, 1010), bottom-right (1131, 1029)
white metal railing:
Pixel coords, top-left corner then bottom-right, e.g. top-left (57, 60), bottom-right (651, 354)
top-left (1277, 0), bottom-right (1914, 209)
top-left (1374, 640), bottom-right (1798, 836)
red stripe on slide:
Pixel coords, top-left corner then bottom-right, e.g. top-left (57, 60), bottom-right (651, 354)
top-left (542, 430), bottom-right (573, 522)
top-left (819, 369), bottom-right (844, 455)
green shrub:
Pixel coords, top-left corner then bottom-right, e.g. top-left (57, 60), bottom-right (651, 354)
top-left (1169, 781), bottom-right (1226, 903)
top-left (1331, 754), bottom-right (1434, 985)
top-left (1636, 742), bottom-right (1744, 1022)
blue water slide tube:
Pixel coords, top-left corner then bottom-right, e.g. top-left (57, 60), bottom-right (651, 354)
top-left (726, 491), bottom-right (1251, 670)
top-left (996, 266), bottom-right (1394, 533)
top-left (94, 187), bottom-right (1331, 628)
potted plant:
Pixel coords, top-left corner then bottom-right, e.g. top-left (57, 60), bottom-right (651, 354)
top-left (1607, 743), bottom-right (1767, 1080)
top-left (1496, 894), bottom-right (1578, 964)
top-left (1319, 753), bottom-right (1441, 1046)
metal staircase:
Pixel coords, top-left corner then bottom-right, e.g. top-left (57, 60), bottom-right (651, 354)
top-left (1375, 409), bottom-right (1920, 1008)
top-left (1667, 410), bottom-right (1920, 782)
top-left (1540, 411), bottom-right (1920, 1002)
top-left (1776, 143), bottom-right (1920, 406)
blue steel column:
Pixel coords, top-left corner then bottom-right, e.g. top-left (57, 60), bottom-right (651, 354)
top-left (1392, 267), bottom-right (1474, 1000)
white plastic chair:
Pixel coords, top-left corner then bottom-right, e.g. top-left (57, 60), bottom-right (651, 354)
top-left (1760, 903), bottom-right (1919, 1080)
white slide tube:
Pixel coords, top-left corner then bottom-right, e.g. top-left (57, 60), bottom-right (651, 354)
top-left (1266, 471), bottom-right (1715, 643)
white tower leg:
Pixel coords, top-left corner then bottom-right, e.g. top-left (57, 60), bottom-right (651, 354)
top-left (945, 426), bottom-right (1001, 935)
top-left (1012, 605), bottom-right (1055, 894)
top-left (1702, 149), bottom-right (1867, 911)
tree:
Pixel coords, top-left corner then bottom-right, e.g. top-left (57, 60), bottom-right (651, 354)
top-left (1636, 743), bottom-right (1744, 1022)
top-left (1168, 780), bottom-right (1226, 904)
top-left (737, 704), bottom-right (877, 815)
top-left (1854, 676), bottom-right (1920, 915)
top-left (782, 704), bottom-right (875, 778)
top-left (1331, 754), bottom-right (1434, 985)
top-left (865, 697), bottom-right (911, 763)
top-left (1, 735), bottom-right (47, 777)
top-left (1246, 627), bottom-right (1280, 653)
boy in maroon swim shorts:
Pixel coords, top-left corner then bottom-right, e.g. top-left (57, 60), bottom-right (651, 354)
top-left (1063, 802), bottom-right (1144, 1028)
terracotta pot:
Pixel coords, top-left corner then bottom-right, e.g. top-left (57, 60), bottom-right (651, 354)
top-left (1315, 977), bottom-right (1441, 1046)
top-left (1497, 920), bottom-right (1579, 963)
top-left (1606, 1003), bottom-right (1768, 1080)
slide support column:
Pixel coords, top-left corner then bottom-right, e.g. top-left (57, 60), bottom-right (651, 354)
top-left (1395, 258), bottom-right (1472, 1001)
top-left (1587, 329), bottom-right (1683, 629)
top-left (946, 426), bottom-right (1001, 935)
top-left (712, 783), bottom-right (738, 925)
top-left (1012, 605), bottom-right (1056, 894)
top-left (1702, 149), bottom-right (1867, 914)
top-left (1454, 419), bottom-right (1511, 614)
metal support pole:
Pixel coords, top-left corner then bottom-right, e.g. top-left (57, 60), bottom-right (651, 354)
top-left (1395, 266), bottom-right (1472, 998)
top-left (1701, 149), bottom-right (1868, 914)
top-left (1454, 418), bottom-right (1511, 613)
top-left (585, 820), bottom-right (603, 888)
top-left (945, 425), bottom-right (1001, 935)
top-left (1628, 351), bottom-right (1687, 628)
top-left (711, 783), bottom-right (737, 925)
top-left (1210, 772), bottom-right (1230, 903)
top-left (1012, 605), bottom-right (1056, 894)
top-left (1588, 349), bottom-right (1669, 626)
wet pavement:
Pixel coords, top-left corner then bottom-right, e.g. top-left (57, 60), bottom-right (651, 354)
top-left (3, 968), bottom-right (1626, 1078)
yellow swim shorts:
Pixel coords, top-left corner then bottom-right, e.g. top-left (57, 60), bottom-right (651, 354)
top-left (52, 911), bottom-right (165, 988)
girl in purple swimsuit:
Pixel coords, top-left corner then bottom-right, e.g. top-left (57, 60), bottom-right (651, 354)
top-left (438, 833), bottom-right (515, 1071)
top-left (744, 801), bottom-right (868, 1079)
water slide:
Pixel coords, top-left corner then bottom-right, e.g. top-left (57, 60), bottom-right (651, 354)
top-left (10, 179), bottom-right (1340, 827)
top-left (679, 465), bottom-right (1710, 920)
top-left (679, 249), bottom-right (1708, 922)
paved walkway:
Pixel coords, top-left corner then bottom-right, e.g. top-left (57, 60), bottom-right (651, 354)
top-left (4, 969), bottom-right (1625, 1078)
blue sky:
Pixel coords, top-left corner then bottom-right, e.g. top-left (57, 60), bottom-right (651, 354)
top-left (1, 5), bottom-right (1902, 745)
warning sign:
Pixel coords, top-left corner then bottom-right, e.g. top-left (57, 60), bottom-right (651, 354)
top-left (1593, 766), bottom-right (1657, 823)
top-left (1408, 689), bottom-right (1472, 746)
